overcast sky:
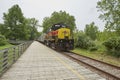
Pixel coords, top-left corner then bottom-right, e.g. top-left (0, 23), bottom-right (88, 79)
top-left (0, 0), bottom-right (104, 31)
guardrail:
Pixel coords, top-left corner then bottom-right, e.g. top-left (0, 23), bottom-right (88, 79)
top-left (0, 41), bottom-right (33, 76)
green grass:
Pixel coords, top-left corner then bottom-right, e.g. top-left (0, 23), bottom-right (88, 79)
top-left (72, 48), bottom-right (120, 67)
top-left (73, 38), bottom-right (120, 67)
top-left (0, 44), bottom-right (13, 50)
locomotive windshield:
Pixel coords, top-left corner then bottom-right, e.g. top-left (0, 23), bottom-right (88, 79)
top-left (51, 23), bottom-right (68, 31)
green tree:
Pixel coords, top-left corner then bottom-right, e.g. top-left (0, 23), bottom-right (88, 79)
top-left (42, 11), bottom-right (76, 33)
top-left (0, 23), bottom-right (5, 34)
top-left (25, 18), bottom-right (40, 40)
top-left (97, 0), bottom-right (120, 34)
top-left (0, 34), bottom-right (8, 46)
top-left (103, 37), bottom-right (120, 57)
top-left (42, 17), bottom-right (51, 33)
top-left (84, 22), bottom-right (98, 40)
top-left (74, 31), bottom-right (96, 50)
top-left (3, 4), bottom-right (27, 40)
top-left (97, 30), bottom-right (117, 41)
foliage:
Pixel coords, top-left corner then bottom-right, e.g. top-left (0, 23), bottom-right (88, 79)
top-left (97, 0), bottom-right (120, 34)
top-left (74, 31), bottom-right (96, 49)
top-left (97, 30), bottom-right (118, 41)
top-left (0, 23), bottom-right (4, 34)
top-left (74, 30), bottom-right (83, 47)
top-left (42, 17), bottom-right (51, 33)
top-left (103, 37), bottom-right (120, 57)
top-left (25, 18), bottom-right (40, 40)
top-left (0, 44), bottom-right (13, 50)
top-left (0, 34), bottom-right (8, 46)
top-left (1, 4), bottom-right (40, 40)
top-left (42, 11), bottom-right (76, 33)
top-left (89, 46), bottom-right (98, 51)
top-left (84, 22), bottom-right (98, 40)
top-left (3, 4), bottom-right (27, 40)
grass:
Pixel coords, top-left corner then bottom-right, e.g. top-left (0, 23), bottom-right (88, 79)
top-left (0, 44), bottom-right (14, 50)
top-left (72, 48), bottom-right (120, 67)
top-left (72, 41), bottom-right (120, 67)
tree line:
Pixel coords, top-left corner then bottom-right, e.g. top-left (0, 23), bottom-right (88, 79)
top-left (0, 4), bottom-right (41, 42)
top-left (41, 0), bottom-right (120, 57)
top-left (42, 11), bottom-right (76, 33)
top-left (75, 0), bottom-right (120, 57)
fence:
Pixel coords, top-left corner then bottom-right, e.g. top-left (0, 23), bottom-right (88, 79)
top-left (0, 41), bottom-right (33, 76)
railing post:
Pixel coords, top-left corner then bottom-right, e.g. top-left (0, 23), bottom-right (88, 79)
top-left (18, 46), bottom-right (20, 57)
top-left (21, 44), bottom-right (23, 53)
top-left (0, 52), bottom-right (2, 75)
top-left (2, 50), bottom-right (8, 73)
top-left (23, 43), bottom-right (25, 52)
top-left (13, 47), bottom-right (16, 62)
top-left (20, 44), bottom-right (22, 55)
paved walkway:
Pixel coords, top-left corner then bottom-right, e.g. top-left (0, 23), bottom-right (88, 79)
top-left (0, 41), bottom-right (106, 80)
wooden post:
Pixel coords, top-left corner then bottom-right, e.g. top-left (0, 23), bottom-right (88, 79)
top-left (13, 47), bottom-right (16, 62)
top-left (2, 50), bottom-right (8, 72)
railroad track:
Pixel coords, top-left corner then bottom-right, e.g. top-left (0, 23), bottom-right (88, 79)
top-left (58, 51), bottom-right (120, 80)
top-left (38, 41), bottom-right (120, 80)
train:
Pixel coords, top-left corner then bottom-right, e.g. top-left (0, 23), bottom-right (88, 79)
top-left (38, 23), bottom-right (74, 51)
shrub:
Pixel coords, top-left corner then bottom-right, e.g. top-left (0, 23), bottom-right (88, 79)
top-left (89, 46), bottom-right (98, 51)
top-left (75, 33), bottom-right (96, 49)
top-left (0, 34), bottom-right (8, 46)
top-left (103, 37), bottom-right (120, 57)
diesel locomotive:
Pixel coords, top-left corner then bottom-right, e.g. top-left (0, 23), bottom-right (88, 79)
top-left (39, 23), bottom-right (74, 51)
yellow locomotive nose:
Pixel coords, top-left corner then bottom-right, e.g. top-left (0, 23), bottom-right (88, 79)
top-left (58, 28), bottom-right (70, 39)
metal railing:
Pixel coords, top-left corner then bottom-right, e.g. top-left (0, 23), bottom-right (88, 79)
top-left (0, 41), bottom-right (33, 76)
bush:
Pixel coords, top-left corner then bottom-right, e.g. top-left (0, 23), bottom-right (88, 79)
top-left (89, 46), bottom-right (98, 51)
top-left (0, 34), bottom-right (8, 46)
top-left (75, 33), bottom-right (96, 49)
top-left (103, 37), bottom-right (120, 57)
